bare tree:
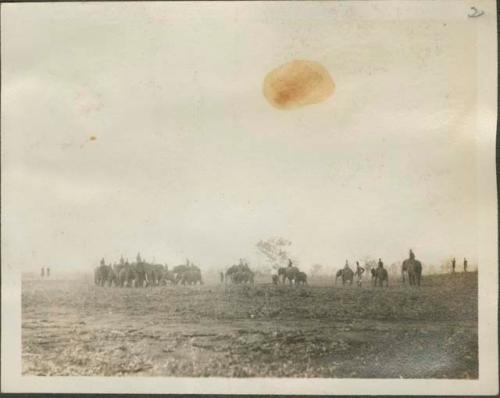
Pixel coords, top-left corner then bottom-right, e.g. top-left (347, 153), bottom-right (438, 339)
top-left (256, 237), bottom-right (292, 270)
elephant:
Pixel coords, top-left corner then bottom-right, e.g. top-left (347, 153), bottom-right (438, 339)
top-left (402, 258), bottom-right (422, 286)
top-left (226, 263), bottom-right (254, 284)
top-left (179, 269), bottom-right (203, 285)
top-left (94, 264), bottom-right (116, 286)
top-left (132, 262), bottom-right (147, 287)
top-left (118, 263), bottom-right (137, 287)
top-left (335, 268), bottom-right (354, 286)
top-left (295, 271), bottom-right (307, 285)
top-left (278, 266), bottom-right (300, 284)
top-left (173, 264), bottom-right (203, 285)
top-left (161, 269), bottom-right (178, 285)
top-left (374, 267), bottom-right (389, 287)
top-left (94, 265), bottom-right (105, 286)
top-left (230, 270), bottom-right (254, 284)
top-left (144, 263), bottom-right (164, 287)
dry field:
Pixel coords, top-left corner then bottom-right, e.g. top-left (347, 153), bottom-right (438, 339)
top-left (22, 272), bottom-right (478, 378)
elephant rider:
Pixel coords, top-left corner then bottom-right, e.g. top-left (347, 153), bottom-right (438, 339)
top-left (344, 260), bottom-right (351, 271)
top-left (409, 249), bottom-right (415, 260)
top-left (377, 258), bottom-right (384, 269)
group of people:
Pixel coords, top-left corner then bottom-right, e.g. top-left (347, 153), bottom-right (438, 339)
top-left (451, 257), bottom-right (469, 273)
top-left (342, 258), bottom-right (386, 286)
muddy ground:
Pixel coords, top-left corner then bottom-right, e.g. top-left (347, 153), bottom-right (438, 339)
top-left (22, 272), bottom-right (477, 378)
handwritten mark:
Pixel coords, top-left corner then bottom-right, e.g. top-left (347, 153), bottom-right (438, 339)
top-left (468, 6), bottom-right (484, 18)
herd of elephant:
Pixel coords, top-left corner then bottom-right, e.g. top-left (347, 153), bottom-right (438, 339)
top-left (94, 261), bottom-right (203, 287)
top-left (335, 256), bottom-right (423, 287)
top-left (94, 252), bottom-right (423, 288)
top-left (272, 266), bottom-right (308, 285)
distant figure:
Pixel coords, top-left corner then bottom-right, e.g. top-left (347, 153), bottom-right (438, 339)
top-left (355, 261), bottom-right (365, 287)
top-left (409, 249), bottom-right (415, 260)
top-left (41, 267), bottom-right (45, 277)
top-left (452, 258), bottom-right (456, 273)
top-left (464, 258), bottom-right (468, 272)
top-left (375, 259), bottom-right (389, 287)
top-left (288, 259), bottom-right (293, 268)
top-left (47, 267), bottom-right (50, 277)
top-left (100, 258), bottom-right (105, 267)
top-left (220, 271), bottom-right (224, 284)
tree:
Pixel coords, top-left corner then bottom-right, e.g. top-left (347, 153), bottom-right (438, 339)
top-left (389, 262), bottom-right (399, 275)
top-left (361, 256), bottom-right (377, 274)
top-left (256, 237), bottom-right (292, 270)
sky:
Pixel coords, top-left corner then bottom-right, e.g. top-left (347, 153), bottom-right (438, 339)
top-left (2, 2), bottom-right (479, 273)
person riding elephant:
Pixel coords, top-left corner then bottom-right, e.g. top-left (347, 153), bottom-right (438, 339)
top-left (278, 262), bottom-right (300, 284)
top-left (226, 263), bottom-right (254, 284)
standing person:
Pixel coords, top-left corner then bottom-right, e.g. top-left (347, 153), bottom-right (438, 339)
top-left (464, 258), bottom-right (468, 272)
top-left (355, 261), bottom-right (365, 287)
top-left (452, 258), bottom-right (456, 273)
top-left (41, 267), bottom-right (45, 278)
top-left (47, 267), bottom-right (50, 277)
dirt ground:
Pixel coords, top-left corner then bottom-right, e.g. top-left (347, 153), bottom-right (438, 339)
top-left (22, 272), bottom-right (478, 378)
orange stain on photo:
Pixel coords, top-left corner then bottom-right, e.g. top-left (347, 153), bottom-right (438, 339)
top-left (263, 60), bottom-right (335, 110)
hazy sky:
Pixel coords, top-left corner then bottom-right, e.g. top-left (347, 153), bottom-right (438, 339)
top-left (2, 2), bottom-right (479, 273)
